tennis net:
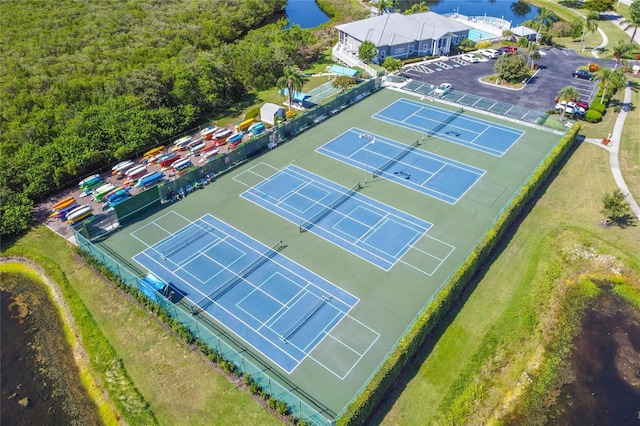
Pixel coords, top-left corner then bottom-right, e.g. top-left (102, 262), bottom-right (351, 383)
top-left (161, 227), bottom-right (211, 259)
top-left (372, 139), bottom-right (421, 178)
top-left (194, 240), bottom-right (283, 313)
top-left (299, 182), bottom-right (362, 233)
top-left (281, 296), bottom-right (330, 341)
top-left (427, 107), bottom-right (464, 138)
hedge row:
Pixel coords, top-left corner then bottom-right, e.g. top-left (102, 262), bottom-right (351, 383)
top-left (336, 124), bottom-right (581, 425)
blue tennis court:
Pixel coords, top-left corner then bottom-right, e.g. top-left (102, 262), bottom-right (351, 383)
top-left (241, 165), bottom-right (432, 270)
top-left (317, 128), bottom-right (485, 204)
top-left (373, 98), bottom-right (524, 156)
top-left (132, 213), bottom-right (360, 373)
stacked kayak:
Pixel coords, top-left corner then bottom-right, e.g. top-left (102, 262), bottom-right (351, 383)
top-left (66, 205), bottom-right (93, 225)
top-left (79, 174), bottom-right (103, 191)
top-left (134, 171), bottom-right (164, 188)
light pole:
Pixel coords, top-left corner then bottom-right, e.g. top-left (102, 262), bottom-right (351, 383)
top-left (359, 133), bottom-right (375, 184)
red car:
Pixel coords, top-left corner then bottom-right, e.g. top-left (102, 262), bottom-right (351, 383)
top-left (499, 45), bottom-right (517, 54)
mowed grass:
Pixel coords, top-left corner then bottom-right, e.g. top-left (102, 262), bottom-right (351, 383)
top-left (377, 106), bottom-right (640, 422)
top-left (3, 229), bottom-right (282, 426)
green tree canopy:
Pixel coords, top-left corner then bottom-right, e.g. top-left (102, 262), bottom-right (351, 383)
top-left (332, 76), bottom-right (356, 91)
top-left (495, 53), bottom-right (530, 83)
top-left (621, 0), bottom-right (640, 47)
top-left (584, 0), bottom-right (616, 13)
top-left (556, 86), bottom-right (581, 119)
top-left (277, 66), bottom-right (307, 110)
top-left (594, 67), bottom-right (627, 103)
top-left (600, 189), bottom-right (636, 227)
top-left (382, 57), bottom-right (403, 73)
top-left (358, 40), bottom-right (378, 63)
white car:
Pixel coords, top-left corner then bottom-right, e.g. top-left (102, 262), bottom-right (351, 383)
top-left (433, 83), bottom-right (452, 96)
top-left (460, 53), bottom-right (479, 63)
top-left (481, 49), bottom-right (500, 59)
top-left (555, 101), bottom-right (586, 116)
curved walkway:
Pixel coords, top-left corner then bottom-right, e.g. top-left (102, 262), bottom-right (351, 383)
top-left (582, 13), bottom-right (640, 218)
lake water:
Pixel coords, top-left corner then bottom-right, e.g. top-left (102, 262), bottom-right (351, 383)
top-left (286, 0), bottom-right (330, 29)
top-left (397, 0), bottom-right (539, 26)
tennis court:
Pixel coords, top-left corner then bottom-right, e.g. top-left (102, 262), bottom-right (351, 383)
top-left (240, 165), bottom-right (443, 272)
top-left (316, 128), bottom-right (485, 204)
top-left (132, 212), bottom-right (375, 374)
top-left (97, 87), bottom-right (563, 422)
top-left (373, 97), bottom-right (524, 156)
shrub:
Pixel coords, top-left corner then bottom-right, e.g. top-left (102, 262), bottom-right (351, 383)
top-left (588, 63), bottom-right (600, 72)
top-left (275, 400), bottom-right (290, 416)
top-left (538, 33), bottom-right (553, 45)
top-left (584, 109), bottom-right (602, 122)
top-left (245, 107), bottom-right (260, 119)
top-left (590, 101), bottom-right (606, 114)
top-left (403, 57), bottom-right (425, 65)
top-left (549, 21), bottom-right (573, 37)
top-left (476, 40), bottom-right (492, 50)
top-left (285, 109), bottom-right (297, 120)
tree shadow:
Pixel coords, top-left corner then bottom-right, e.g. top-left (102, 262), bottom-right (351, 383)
top-left (608, 213), bottom-right (638, 229)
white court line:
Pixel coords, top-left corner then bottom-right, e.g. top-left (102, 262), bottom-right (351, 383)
top-left (270, 169), bottom-right (429, 269)
top-left (399, 235), bottom-right (456, 276)
top-left (307, 313), bottom-right (381, 380)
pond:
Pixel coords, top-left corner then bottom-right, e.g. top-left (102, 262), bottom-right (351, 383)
top-left (397, 0), bottom-right (539, 26)
top-left (285, 0), bottom-right (330, 29)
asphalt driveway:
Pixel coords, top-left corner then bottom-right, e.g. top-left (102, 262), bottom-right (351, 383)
top-left (401, 48), bottom-right (611, 112)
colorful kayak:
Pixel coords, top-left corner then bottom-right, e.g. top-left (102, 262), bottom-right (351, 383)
top-left (201, 125), bottom-right (218, 140)
top-left (159, 153), bottom-right (181, 168)
top-left (50, 201), bottom-right (79, 218)
top-left (172, 136), bottom-right (192, 151)
top-left (172, 158), bottom-right (192, 171)
top-left (91, 183), bottom-right (115, 200)
top-left (236, 118), bottom-right (253, 131)
top-left (79, 174), bottom-right (102, 190)
top-left (104, 187), bottom-right (129, 202)
top-left (227, 132), bottom-right (243, 144)
top-left (111, 160), bottom-right (135, 175)
top-left (143, 146), bottom-right (165, 159)
top-left (51, 196), bottom-right (76, 212)
top-left (135, 171), bottom-right (164, 188)
top-left (200, 148), bottom-right (220, 163)
top-left (188, 141), bottom-right (207, 155)
top-left (66, 205), bottom-right (93, 224)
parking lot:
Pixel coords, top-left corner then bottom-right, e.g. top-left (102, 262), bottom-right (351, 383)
top-left (401, 48), bottom-right (609, 113)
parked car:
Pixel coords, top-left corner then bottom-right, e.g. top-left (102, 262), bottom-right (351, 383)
top-left (460, 53), bottom-right (479, 63)
top-left (499, 46), bottom-right (517, 54)
top-left (573, 99), bottom-right (589, 110)
top-left (555, 101), bottom-right (586, 116)
top-left (481, 49), bottom-right (500, 59)
top-left (572, 69), bottom-right (594, 80)
top-left (433, 83), bottom-right (452, 96)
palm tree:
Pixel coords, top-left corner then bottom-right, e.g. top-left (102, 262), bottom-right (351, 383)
top-left (534, 8), bottom-right (558, 41)
top-left (375, 0), bottom-right (388, 16)
top-left (556, 86), bottom-right (581, 119)
top-left (620, 0), bottom-right (640, 47)
top-left (594, 67), bottom-right (627, 104)
top-left (605, 41), bottom-right (631, 69)
top-left (404, 1), bottom-right (429, 15)
top-left (277, 66), bottom-right (307, 110)
top-left (527, 43), bottom-right (541, 69)
top-left (580, 11), bottom-right (599, 53)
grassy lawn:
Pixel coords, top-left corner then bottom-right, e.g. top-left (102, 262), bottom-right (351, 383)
top-left (619, 77), bottom-right (640, 203)
top-left (376, 78), bottom-right (640, 424)
top-left (2, 230), bottom-right (282, 426)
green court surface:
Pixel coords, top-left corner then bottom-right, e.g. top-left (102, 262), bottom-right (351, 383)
top-left (99, 88), bottom-right (562, 421)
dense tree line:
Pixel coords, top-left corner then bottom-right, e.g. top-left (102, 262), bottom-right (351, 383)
top-left (0, 0), bottom-right (323, 236)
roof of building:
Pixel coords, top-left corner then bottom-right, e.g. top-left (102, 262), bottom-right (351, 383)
top-left (328, 64), bottom-right (359, 77)
top-left (335, 12), bottom-right (471, 46)
top-left (510, 25), bottom-right (537, 37)
top-left (278, 88), bottom-right (310, 103)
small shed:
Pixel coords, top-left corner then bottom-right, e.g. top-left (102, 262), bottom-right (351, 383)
top-left (278, 88), bottom-right (311, 107)
top-left (510, 25), bottom-right (537, 42)
top-left (260, 103), bottom-right (286, 126)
